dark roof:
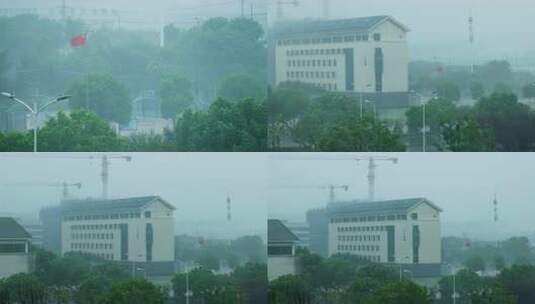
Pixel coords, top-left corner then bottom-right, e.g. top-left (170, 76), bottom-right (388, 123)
top-left (0, 217), bottom-right (31, 239)
top-left (268, 219), bottom-right (299, 243)
top-left (61, 196), bottom-right (175, 216)
top-left (328, 198), bottom-right (442, 217)
top-left (273, 16), bottom-right (408, 38)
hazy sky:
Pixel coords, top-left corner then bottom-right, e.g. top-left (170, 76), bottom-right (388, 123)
top-left (268, 153), bottom-right (535, 240)
top-left (0, 153), bottom-right (267, 239)
top-left (1, 0), bottom-right (533, 62)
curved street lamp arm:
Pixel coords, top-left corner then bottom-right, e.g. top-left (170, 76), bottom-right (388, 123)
top-left (38, 96), bottom-right (69, 113)
top-left (9, 97), bottom-right (35, 113)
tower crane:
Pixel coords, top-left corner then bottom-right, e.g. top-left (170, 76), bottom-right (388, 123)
top-left (276, 0), bottom-right (299, 20)
top-left (4, 181), bottom-right (82, 201)
top-left (273, 184), bottom-right (349, 204)
top-left (270, 154), bottom-right (399, 202)
top-left (0, 154), bottom-right (131, 199)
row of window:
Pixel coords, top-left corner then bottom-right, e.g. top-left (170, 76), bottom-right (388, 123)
top-left (64, 211), bottom-right (151, 222)
top-left (288, 59), bottom-right (338, 68)
top-left (71, 232), bottom-right (115, 240)
top-left (337, 225), bottom-right (385, 233)
top-left (338, 234), bottom-right (381, 242)
top-left (337, 244), bottom-right (381, 252)
top-left (70, 242), bottom-right (113, 250)
top-left (278, 33), bottom-right (380, 47)
top-left (71, 223), bottom-right (122, 231)
top-left (331, 213), bottom-right (414, 224)
top-left (70, 250), bottom-right (115, 261)
top-left (287, 70), bottom-right (337, 80)
top-left (287, 48), bottom-right (343, 57)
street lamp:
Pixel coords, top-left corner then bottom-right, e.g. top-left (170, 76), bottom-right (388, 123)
top-left (364, 99), bottom-right (377, 120)
top-left (1, 92), bottom-right (70, 152)
top-left (360, 83), bottom-right (372, 119)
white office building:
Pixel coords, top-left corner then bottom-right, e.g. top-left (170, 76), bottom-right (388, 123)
top-left (271, 16), bottom-right (410, 118)
top-left (61, 196), bottom-right (175, 263)
top-left (328, 198), bottom-right (442, 283)
top-left (0, 217), bottom-right (32, 279)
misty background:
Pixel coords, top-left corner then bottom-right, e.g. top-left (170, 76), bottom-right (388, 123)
top-left (0, 153), bottom-right (267, 239)
top-left (267, 153), bottom-right (535, 241)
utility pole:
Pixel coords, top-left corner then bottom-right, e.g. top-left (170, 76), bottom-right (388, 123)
top-left (493, 194), bottom-right (499, 248)
top-left (241, 0), bottom-right (245, 17)
top-left (227, 195), bottom-right (232, 222)
top-left (468, 7), bottom-right (475, 74)
top-left (100, 155), bottom-right (131, 199)
top-left (277, 0), bottom-right (299, 20)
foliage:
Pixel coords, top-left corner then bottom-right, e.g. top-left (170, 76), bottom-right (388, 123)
top-left (268, 275), bottom-right (312, 304)
top-left (498, 264), bottom-right (535, 304)
top-left (67, 74), bottom-right (131, 124)
top-left (175, 98), bottom-right (267, 151)
top-left (522, 83), bottom-right (535, 99)
top-left (218, 74), bottom-right (265, 102)
top-left (0, 131), bottom-right (32, 151)
top-left (367, 281), bottom-right (432, 304)
top-left (232, 263), bottom-right (268, 304)
top-left (474, 93), bottom-right (535, 151)
top-left (172, 268), bottom-right (240, 304)
top-left (37, 111), bottom-right (125, 151)
top-left (0, 273), bottom-right (48, 304)
top-left (470, 82), bottom-right (486, 100)
top-left (318, 116), bottom-right (406, 152)
top-left (99, 279), bottom-right (167, 304)
top-left (158, 74), bottom-right (194, 119)
top-left (464, 256), bottom-right (486, 272)
top-left (126, 133), bottom-right (175, 152)
top-left (230, 235), bottom-right (267, 264)
top-left (435, 81), bottom-right (461, 102)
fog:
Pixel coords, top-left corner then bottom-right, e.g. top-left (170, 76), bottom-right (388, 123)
top-left (266, 0), bottom-right (535, 63)
top-left (0, 153), bottom-right (267, 239)
top-left (268, 153), bottom-right (535, 241)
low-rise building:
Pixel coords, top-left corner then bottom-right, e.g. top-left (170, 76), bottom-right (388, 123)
top-left (268, 219), bottom-right (299, 281)
top-left (0, 217), bottom-right (32, 279)
top-left (60, 196), bottom-right (175, 263)
top-left (328, 198), bottom-right (443, 286)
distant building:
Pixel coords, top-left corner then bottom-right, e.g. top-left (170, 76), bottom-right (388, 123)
top-left (268, 219), bottom-right (299, 281)
top-left (284, 221), bottom-right (310, 249)
top-left (270, 16), bottom-right (410, 120)
top-left (0, 217), bottom-right (32, 279)
top-left (39, 205), bottom-right (63, 254)
top-left (306, 208), bottom-right (330, 257)
top-left (60, 196), bottom-right (176, 263)
top-left (21, 222), bottom-right (44, 248)
top-left (328, 198), bottom-right (443, 285)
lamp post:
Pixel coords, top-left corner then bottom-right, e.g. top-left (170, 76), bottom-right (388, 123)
top-left (360, 83), bottom-right (372, 119)
top-left (185, 264), bottom-right (193, 304)
top-left (1, 92), bottom-right (70, 152)
top-left (364, 99), bottom-right (377, 120)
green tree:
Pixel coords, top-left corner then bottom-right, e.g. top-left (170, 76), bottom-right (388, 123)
top-left (175, 98), bottom-right (266, 151)
top-left (0, 131), bottom-right (32, 151)
top-left (232, 263), bottom-right (268, 304)
top-left (99, 279), bottom-right (167, 304)
top-left (464, 256), bottom-right (486, 272)
top-left (522, 83), bottom-right (535, 99)
top-left (442, 113), bottom-right (494, 152)
top-left (218, 74), bottom-right (265, 102)
top-left (498, 264), bottom-right (535, 304)
top-left (230, 236), bottom-right (266, 263)
top-left (37, 111), bottom-right (125, 151)
top-left (317, 116), bottom-right (406, 152)
top-left (366, 281), bottom-right (432, 304)
top-left (438, 270), bottom-right (485, 304)
top-left (470, 82), bottom-right (485, 100)
top-left (67, 74), bottom-right (131, 124)
top-left (269, 275), bottom-right (312, 304)
top-left (1, 273), bottom-right (48, 304)
top-left (474, 93), bottom-right (535, 151)
top-left (173, 268), bottom-right (240, 304)
top-left (197, 252), bottom-right (220, 271)
top-left (435, 81), bottom-right (461, 102)
top-left (159, 74), bottom-right (194, 120)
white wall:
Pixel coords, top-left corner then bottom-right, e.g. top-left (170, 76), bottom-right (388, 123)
top-left (268, 256), bottom-right (297, 281)
top-left (0, 255), bottom-right (29, 279)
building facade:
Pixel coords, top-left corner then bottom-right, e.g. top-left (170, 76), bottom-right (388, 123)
top-left (271, 16), bottom-right (410, 119)
top-left (328, 198), bottom-right (442, 281)
top-left (268, 219), bottom-right (299, 281)
top-left (284, 221), bottom-right (310, 249)
top-left (60, 196), bottom-right (175, 263)
top-left (0, 217), bottom-right (32, 279)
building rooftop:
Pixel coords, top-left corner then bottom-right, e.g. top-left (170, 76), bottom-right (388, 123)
top-left (328, 198), bottom-right (442, 217)
top-left (268, 219), bottom-right (299, 243)
top-left (273, 15), bottom-right (409, 38)
top-left (0, 217), bottom-right (31, 239)
top-left (61, 196), bottom-right (175, 216)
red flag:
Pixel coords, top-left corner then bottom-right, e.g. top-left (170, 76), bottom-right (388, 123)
top-left (70, 35), bottom-right (86, 47)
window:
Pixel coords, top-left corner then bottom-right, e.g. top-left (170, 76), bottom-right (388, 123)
top-left (144, 211), bottom-right (151, 218)
top-left (373, 33), bottom-right (381, 41)
top-left (411, 213), bottom-right (418, 220)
